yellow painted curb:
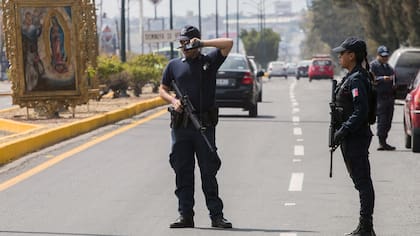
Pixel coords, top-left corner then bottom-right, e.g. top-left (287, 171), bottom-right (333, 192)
top-left (0, 97), bottom-right (168, 164)
top-left (0, 118), bottom-right (40, 133)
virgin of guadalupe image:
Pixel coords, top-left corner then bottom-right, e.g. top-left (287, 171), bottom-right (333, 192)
top-left (50, 16), bottom-right (67, 73)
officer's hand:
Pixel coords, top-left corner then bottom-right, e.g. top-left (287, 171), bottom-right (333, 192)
top-left (333, 126), bottom-right (348, 146)
top-left (171, 98), bottom-right (183, 113)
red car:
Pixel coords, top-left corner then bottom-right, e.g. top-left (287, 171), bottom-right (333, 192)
top-left (404, 70), bottom-right (420, 152)
top-left (308, 56), bottom-right (334, 81)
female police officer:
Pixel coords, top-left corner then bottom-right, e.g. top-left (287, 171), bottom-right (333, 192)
top-left (159, 25), bottom-right (233, 229)
top-left (332, 37), bottom-right (376, 236)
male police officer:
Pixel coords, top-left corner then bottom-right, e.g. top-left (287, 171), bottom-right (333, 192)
top-left (332, 37), bottom-right (376, 236)
top-left (370, 46), bottom-right (396, 151)
top-left (159, 25), bottom-right (233, 229)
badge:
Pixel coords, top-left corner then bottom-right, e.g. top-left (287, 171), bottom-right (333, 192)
top-left (352, 88), bottom-right (359, 97)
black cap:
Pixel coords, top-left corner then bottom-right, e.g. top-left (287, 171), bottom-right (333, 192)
top-left (377, 45), bottom-right (389, 56)
top-left (177, 25), bottom-right (201, 41)
top-left (332, 37), bottom-right (366, 54)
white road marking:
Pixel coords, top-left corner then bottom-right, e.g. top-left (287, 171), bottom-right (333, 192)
top-left (292, 102), bottom-right (299, 107)
top-left (288, 172), bottom-right (304, 191)
top-left (292, 116), bottom-right (300, 122)
top-left (294, 145), bottom-right (304, 156)
top-left (293, 127), bottom-right (302, 135)
top-left (284, 202), bottom-right (296, 206)
top-left (296, 138), bottom-right (304, 142)
top-left (280, 233), bottom-right (297, 236)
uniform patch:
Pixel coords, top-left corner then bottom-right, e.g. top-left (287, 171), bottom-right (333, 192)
top-left (352, 88), bottom-right (359, 97)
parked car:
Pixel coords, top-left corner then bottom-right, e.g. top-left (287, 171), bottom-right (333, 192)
top-left (296, 60), bottom-right (311, 80)
top-left (388, 47), bottom-right (420, 99)
top-left (286, 62), bottom-right (297, 76)
top-left (308, 56), bottom-right (334, 81)
top-left (215, 53), bottom-right (264, 117)
top-left (404, 70), bottom-right (420, 152)
top-left (267, 61), bottom-right (288, 79)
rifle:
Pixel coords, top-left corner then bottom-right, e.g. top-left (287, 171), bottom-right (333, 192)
top-left (169, 80), bottom-right (216, 153)
top-left (328, 79), bottom-right (340, 178)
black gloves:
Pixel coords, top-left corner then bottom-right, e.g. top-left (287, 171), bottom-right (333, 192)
top-left (333, 126), bottom-right (349, 146)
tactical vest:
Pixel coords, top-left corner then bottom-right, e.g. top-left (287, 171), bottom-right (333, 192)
top-left (335, 72), bottom-right (361, 124)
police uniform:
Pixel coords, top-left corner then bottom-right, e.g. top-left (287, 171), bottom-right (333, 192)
top-left (332, 37), bottom-right (376, 236)
top-left (161, 41), bottom-right (229, 227)
top-left (370, 46), bottom-right (395, 150)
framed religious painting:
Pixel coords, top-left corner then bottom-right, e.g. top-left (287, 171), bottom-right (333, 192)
top-left (2, 0), bottom-right (98, 117)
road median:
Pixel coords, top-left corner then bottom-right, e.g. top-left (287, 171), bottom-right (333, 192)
top-left (0, 97), bottom-right (167, 164)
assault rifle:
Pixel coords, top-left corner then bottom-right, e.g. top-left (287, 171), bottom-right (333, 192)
top-left (328, 79), bottom-right (340, 178)
top-left (169, 80), bottom-right (216, 153)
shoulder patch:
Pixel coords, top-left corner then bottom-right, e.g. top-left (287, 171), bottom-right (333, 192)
top-left (352, 88), bottom-right (359, 97)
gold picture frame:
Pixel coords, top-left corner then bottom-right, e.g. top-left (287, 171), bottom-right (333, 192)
top-left (2, 0), bottom-right (98, 117)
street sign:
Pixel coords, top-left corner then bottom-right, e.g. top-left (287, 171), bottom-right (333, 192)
top-left (143, 30), bottom-right (180, 44)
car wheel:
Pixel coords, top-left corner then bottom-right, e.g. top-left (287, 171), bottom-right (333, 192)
top-left (412, 128), bottom-right (420, 152)
top-left (258, 91), bottom-right (262, 102)
top-left (404, 118), bottom-right (412, 148)
top-left (249, 103), bottom-right (258, 117)
top-left (296, 76), bottom-right (300, 80)
top-left (405, 132), bottom-right (412, 149)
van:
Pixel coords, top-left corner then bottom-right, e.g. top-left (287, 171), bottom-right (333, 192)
top-left (388, 47), bottom-right (420, 99)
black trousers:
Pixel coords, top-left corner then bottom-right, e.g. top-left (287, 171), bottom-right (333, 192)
top-left (376, 99), bottom-right (394, 140)
top-left (169, 124), bottom-right (223, 220)
top-left (340, 134), bottom-right (375, 221)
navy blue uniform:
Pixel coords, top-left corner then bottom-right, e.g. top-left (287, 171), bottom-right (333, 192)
top-left (370, 59), bottom-right (395, 141)
top-left (335, 65), bottom-right (375, 223)
top-left (161, 49), bottom-right (227, 220)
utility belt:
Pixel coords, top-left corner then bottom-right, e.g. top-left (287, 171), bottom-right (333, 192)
top-left (170, 106), bottom-right (219, 129)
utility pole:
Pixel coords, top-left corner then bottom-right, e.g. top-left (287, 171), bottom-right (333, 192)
top-left (139, 0), bottom-right (144, 54)
top-left (127, 0), bottom-right (131, 52)
top-left (198, 0), bottom-right (202, 31)
top-left (236, 0), bottom-right (239, 53)
top-left (170, 0), bottom-right (174, 59)
top-left (120, 0), bottom-right (126, 62)
top-left (216, 0), bottom-right (219, 38)
top-left (225, 0), bottom-right (228, 37)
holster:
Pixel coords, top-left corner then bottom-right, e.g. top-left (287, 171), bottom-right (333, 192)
top-left (170, 109), bottom-right (185, 129)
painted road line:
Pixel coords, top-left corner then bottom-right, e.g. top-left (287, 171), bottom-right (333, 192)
top-left (292, 102), bottom-right (299, 107)
top-left (293, 127), bottom-right (302, 135)
top-left (292, 116), bottom-right (300, 123)
top-left (288, 172), bottom-right (304, 192)
top-left (296, 138), bottom-right (304, 142)
top-left (284, 202), bottom-right (296, 206)
top-left (292, 108), bottom-right (300, 114)
top-left (0, 108), bottom-right (167, 192)
top-left (294, 145), bottom-right (304, 156)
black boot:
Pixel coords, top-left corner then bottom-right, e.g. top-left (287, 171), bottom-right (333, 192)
top-left (378, 137), bottom-right (395, 151)
top-left (346, 219), bottom-right (376, 236)
top-left (211, 216), bottom-right (232, 228)
top-left (169, 215), bottom-right (194, 228)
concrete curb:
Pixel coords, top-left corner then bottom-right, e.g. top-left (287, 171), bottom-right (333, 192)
top-left (0, 97), bottom-right (167, 164)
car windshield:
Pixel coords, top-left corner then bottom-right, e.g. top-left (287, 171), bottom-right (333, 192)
top-left (219, 56), bottom-right (248, 70)
top-left (396, 52), bottom-right (420, 67)
top-left (313, 60), bottom-right (331, 66)
top-left (272, 63), bottom-right (285, 70)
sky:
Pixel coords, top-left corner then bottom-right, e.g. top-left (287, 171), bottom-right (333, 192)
top-left (99, 0), bottom-right (307, 18)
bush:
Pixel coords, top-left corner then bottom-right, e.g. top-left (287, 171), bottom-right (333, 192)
top-left (125, 54), bottom-right (168, 96)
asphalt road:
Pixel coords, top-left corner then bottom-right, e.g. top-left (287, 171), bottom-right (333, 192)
top-left (0, 77), bottom-right (419, 236)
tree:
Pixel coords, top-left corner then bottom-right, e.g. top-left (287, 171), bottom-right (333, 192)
top-left (240, 28), bottom-right (281, 68)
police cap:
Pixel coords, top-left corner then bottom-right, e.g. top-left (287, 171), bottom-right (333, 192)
top-left (377, 45), bottom-right (389, 57)
top-left (332, 37), bottom-right (366, 54)
top-left (177, 25), bottom-right (201, 41)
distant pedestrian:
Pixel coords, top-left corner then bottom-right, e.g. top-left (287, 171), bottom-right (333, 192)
top-left (159, 25), bottom-right (233, 229)
top-left (332, 37), bottom-right (376, 236)
top-left (370, 45), bottom-right (396, 151)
